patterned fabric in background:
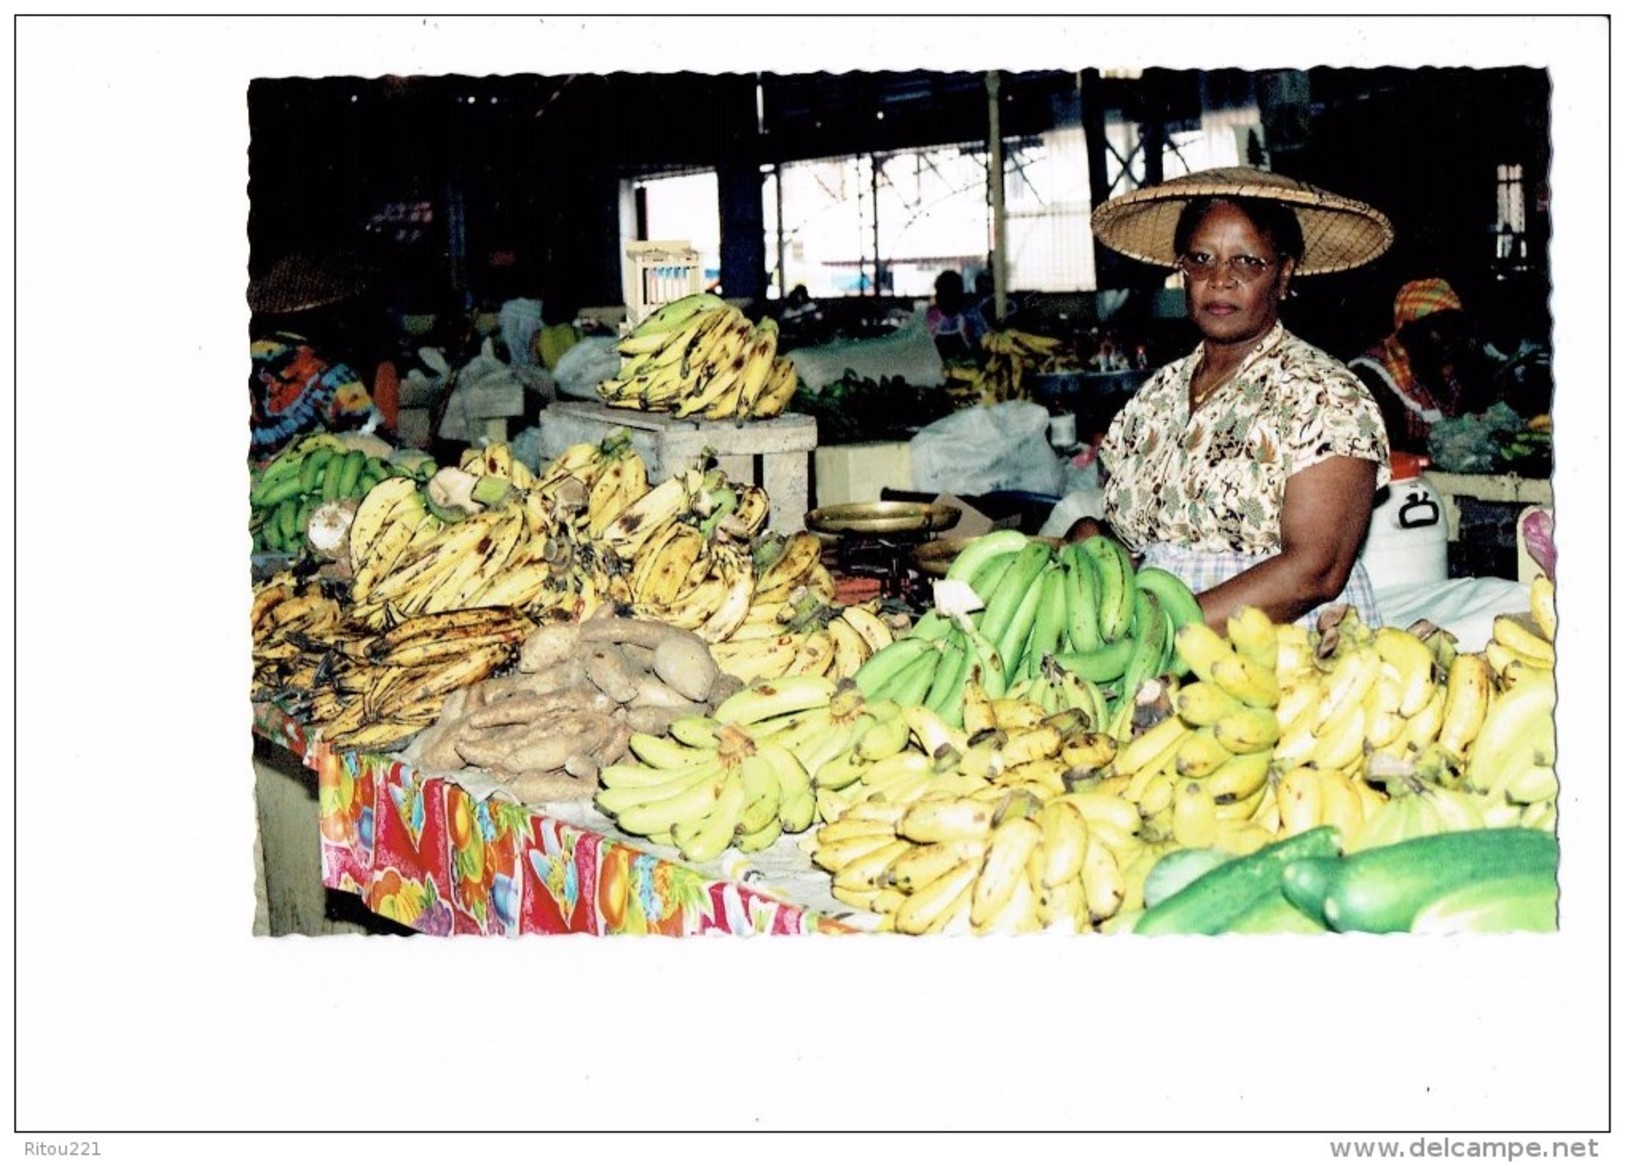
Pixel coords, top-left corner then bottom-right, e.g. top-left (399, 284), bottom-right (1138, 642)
top-left (1139, 543), bottom-right (1382, 630)
top-left (250, 332), bottom-right (376, 459)
top-left (1392, 277), bottom-right (1464, 329)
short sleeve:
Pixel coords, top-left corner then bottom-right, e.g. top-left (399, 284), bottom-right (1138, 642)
top-left (1275, 344), bottom-right (1392, 491)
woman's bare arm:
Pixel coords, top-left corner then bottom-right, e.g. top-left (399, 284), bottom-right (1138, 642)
top-left (1194, 455), bottom-right (1380, 628)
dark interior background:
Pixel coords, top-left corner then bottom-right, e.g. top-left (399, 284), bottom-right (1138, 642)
top-left (247, 66), bottom-right (1552, 363)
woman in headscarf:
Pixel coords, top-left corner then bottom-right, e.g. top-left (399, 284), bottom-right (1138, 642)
top-left (1348, 277), bottom-right (1499, 455)
top-left (248, 252), bottom-right (384, 461)
top-left (1068, 167), bottom-right (1394, 630)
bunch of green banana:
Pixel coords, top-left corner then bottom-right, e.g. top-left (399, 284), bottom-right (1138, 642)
top-left (1280, 827), bottom-right (1557, 934)
top-left (596, 295), bottom-right (800, 420)
top-left (250, 434), bottom-right (414, 556)
top-left (957, 532), bottom-right (1206, 704)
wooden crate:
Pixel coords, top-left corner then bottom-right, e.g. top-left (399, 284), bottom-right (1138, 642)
top-left (623, 240), bottom-right (703, 327)
top-left (549, 400), bottom-right (818, 533)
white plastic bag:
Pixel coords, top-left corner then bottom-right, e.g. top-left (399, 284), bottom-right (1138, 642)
top-left (552, 335), bottom-right (622, 401)
top-left (909, 401), bottom-right (1065, 497)
top-left (498, 297), bottom-right (544, 366)
top-left (787, 305), bottom-right (945, 392)
top-left (437, 338), bottom-right (528, 441)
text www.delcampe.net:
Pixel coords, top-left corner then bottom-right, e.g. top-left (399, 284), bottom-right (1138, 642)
top-left (1330, 1138), bottom-right (1601, 1159)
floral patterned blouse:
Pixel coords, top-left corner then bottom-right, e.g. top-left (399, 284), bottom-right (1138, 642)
top-left (1099, 323), bottom-right (1391, 555)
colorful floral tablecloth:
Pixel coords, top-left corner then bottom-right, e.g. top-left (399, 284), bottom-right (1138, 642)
top-left (253, 702), bottom-right (856, 937)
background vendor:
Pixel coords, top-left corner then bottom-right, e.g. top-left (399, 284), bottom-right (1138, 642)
top-left (1347, 277), bottom-right (1503, 455)
top-left (247, 251), bottom-right (385, 460)
top-left (925, 269), bottom-right (989, 362)
top-left (1067, 166), bottom-right (1394, 630)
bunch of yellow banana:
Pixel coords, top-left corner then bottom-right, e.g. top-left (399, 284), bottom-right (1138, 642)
top-left (708, 600), bottom-right (901, 686)
top-left (1347, 780), bottom-right (1509, 852)
top-left (811, 689), bottom-right (1123, 827)
top-left (1001, 656), bottom-right (1111, 732)
top-left (596, 294), bottom-right (801, 420)
top-left (345, 443), bottom-right (592, 627)
top-left (1273, 763), bottom-right (1389, 849)
top-left (1483, 609), bottom-right (1556, 688)
top-left (348, 494), bottom-right (544, 631)
top-left (939, 328), bottom-right (1066, 410)
top-left (802, 782), bottom-right (1157, 934)
top-left (1089, 610), bottom-right (1283, 852)
top-left (304, 608), bottom-right (536, 754)
top-left (250, 571), bottom-right (359, 702)
top-left (592, 674), bottom-right (868, 860)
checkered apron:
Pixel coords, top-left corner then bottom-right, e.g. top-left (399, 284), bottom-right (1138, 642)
top-left (1138, 544), bottom-right (1383, 630)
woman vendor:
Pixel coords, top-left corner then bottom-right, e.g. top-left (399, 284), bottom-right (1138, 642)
top-left (1068, 166), bottom-right (1394, 630)
top-left (1347, 277), bottom-right (1502, 456)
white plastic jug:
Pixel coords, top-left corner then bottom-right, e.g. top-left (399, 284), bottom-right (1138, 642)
top-left (1361, 455), bottom-right (1448, 588)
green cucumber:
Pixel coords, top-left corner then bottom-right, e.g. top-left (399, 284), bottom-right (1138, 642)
top-left (1408, 872), bottom-right (1557, 935)
top-left (1280, 855), bottom-right (1339, 926)
top-left (1142, 846), bottom-right (1235, 910)
top-left (1287, 828), bottom-right (1558, 934)
top-left (1224, 889), bottom-right (1329, 935)
top-left (1135, 825), bottom-right (1343, 935)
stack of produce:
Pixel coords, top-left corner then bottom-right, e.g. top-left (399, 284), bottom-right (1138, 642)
top-left (593, 675), bottom-right (848, 863)
top-left (250, 572), bottom-right (350, 695)
top-left (250, 433), bottom-right (421, 556)
top-left (282, 606), bottom-right (539, 753)
top-left (595, 293), bottom-right (800, 419)
top-left (251, 434), bottom-right (878, 760)
top-left (709, 587), bottom-right (905, 685)
top-left (940, 328), bottom-right (1066, 409)
top-left (405, 611), bottom-right (743, 805)
top-left (338, 436), bottom-right (836, 642)
top-left (1132, 823), bottom-right (1557, 936)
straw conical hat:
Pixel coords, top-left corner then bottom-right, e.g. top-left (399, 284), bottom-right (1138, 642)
top-left (248, 251), bottom-right (371, 315)
top-left (1090, 166), bottom-right (1393, 276)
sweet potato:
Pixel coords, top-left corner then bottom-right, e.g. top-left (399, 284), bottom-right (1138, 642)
top-left (652, 632), bottom-right (720, 702)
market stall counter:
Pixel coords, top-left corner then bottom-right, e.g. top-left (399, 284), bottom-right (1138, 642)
top-left (253, 701), bottom-right (859, 937)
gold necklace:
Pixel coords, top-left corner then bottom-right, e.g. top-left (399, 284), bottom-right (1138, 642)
top-left (1190, 357), bottom-right (1241, 410)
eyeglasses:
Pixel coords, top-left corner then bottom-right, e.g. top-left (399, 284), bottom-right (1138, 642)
top-left (1176, 253), bottom-right (1279, 284)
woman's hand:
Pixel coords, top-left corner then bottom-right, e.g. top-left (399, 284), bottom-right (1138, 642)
top-left (1064, 516), bottom-right (1105, 543)
top-left (1195, 455), bottom-right (1380, 628)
